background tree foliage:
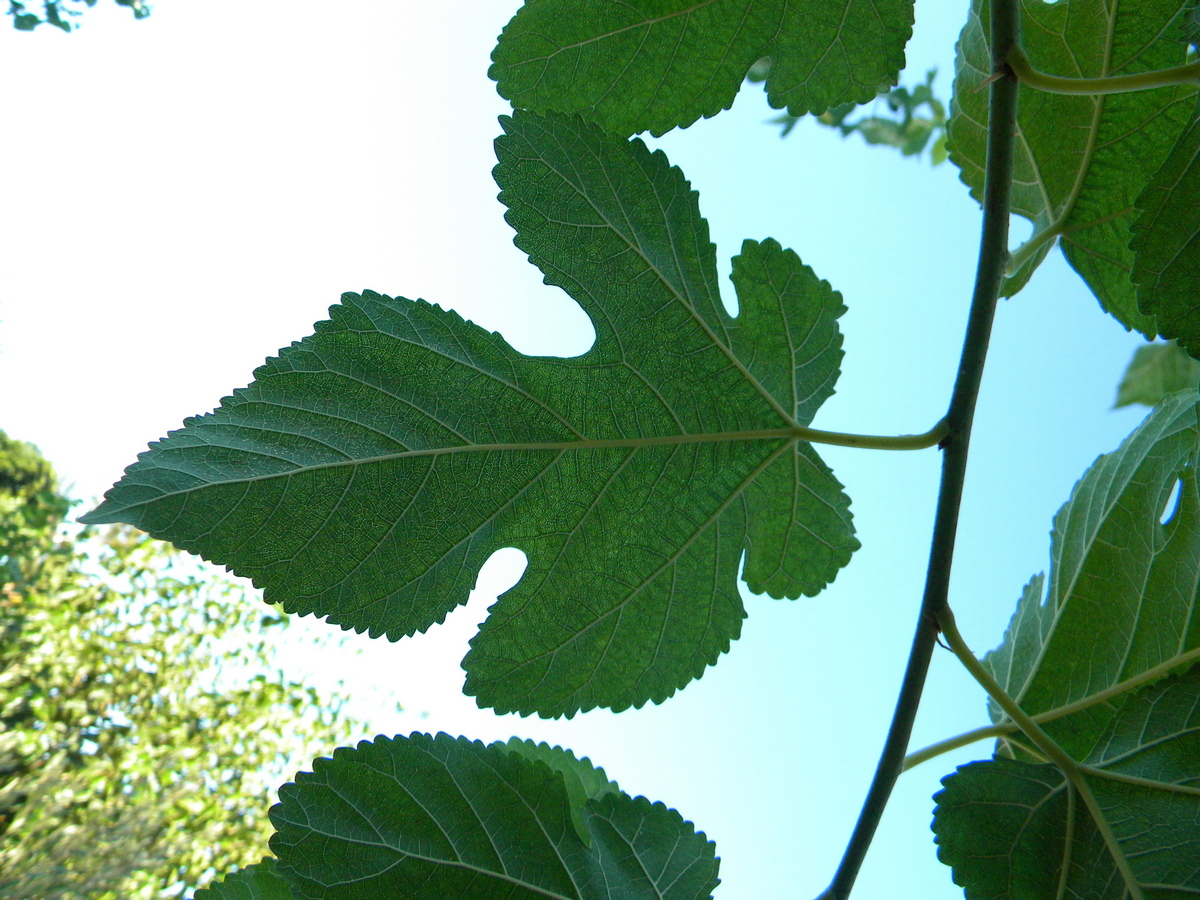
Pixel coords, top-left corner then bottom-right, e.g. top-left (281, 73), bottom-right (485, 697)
top-left (0, 430), bottom-right (366, 899)
top-left (6, 0), bottom-right (147, 32)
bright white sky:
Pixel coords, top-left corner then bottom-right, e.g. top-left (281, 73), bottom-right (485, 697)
top-left (0, 2), bottom-right (1154, 898)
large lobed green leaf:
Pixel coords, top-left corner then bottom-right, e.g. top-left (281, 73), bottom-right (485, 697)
top-left (935, 664), bottom-right (1200, 899)
top-left (82, 110), bottom-right (857, 717)
top-left (948, 0), bottom-right (1197, 329)
top-left (1131, 116), bottom-right (1200, 354)
top-left (490, 0), bottom-right (915, 137)
top-left (983, 392), bottom-right (1200, 758)
top-left (268, 733), bottom-right (720, 900)
top-left (933, 395), bottom-right (1200, 896)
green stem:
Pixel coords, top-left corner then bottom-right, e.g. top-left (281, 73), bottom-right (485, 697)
top-left (902, 644), bottom-right (1200, 770)
top-left (1001, 735), bottom-right (1048, 763)
top-left (938, 608), bottom-right (1075, 771)
top-left (938, 608), bottom-right (1147, 900)
top-left (801, 419), bottom-right (947, 451)
top-left (902, 722), bottom-right (1010, 770)
top-left (1008, 46), bottom-right (1200, 95)
top-left (813, 3), bottom-right (1020, 896)
top-left (1004, 223), bottom-right (1059, 275)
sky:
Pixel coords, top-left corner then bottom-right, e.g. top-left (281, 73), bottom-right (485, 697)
top-left (0, 2), bottom-right (1157, 898)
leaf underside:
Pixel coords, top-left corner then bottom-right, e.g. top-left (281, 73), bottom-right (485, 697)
top-left (934, 396), bottom-right (1200, 896)
top-left (490, 0), bottom-right (915, 137)
top-left (268, 733), bottom-right (720, 900)
top-left (983, 393), bottom-right (1200, 759)
top-left (82, 110), bottom-right (857, 718)
top-left (496, 738), bottom-right (621, 845)
top-left (934, 665), bottom-right (1200, 900)
top-left (949, 0), bottom-right (1197, 331)
top-left (1131, 116), bottom-right (1200, 354)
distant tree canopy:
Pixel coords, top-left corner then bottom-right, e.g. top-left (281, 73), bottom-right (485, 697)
top-left (0, 433), bottom-right (365, 899)
top-left (7, 0), bottom-right (147, 32)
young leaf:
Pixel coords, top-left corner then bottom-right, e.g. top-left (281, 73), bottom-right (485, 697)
top-left (193, 859), bottom-right (297, 900)
top-left (1131, 116), bottom-right (1200, 354)
top-left (268, 733), bottom-right (720, 900)
top-left (1114, 341), bottom-right (1200, 409)
top-left (948, 0), bottom-right (1196, 330)
top-left (933, 665), bottom-right (1200, 899)
top-left (490, 0), bottom-right (915, 137)
top-left (82, 111), bottom-right (857, 717)
top-left (982, 392), bottom-right (1200, 759)
top-left (495, 738), bottom-right (620, 845)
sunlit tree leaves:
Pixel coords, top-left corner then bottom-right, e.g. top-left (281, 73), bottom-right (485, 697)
top-left (0, 441), bottom-right (360, 900)
top-left (1131, 116), bottom-right (1200, 355)
top-left (934, 665), bottom-right (1200, 899)
top-left (490, 0), bottom-right (914, 137)
top-left (83, 110), bottom-right (857, 718)
top-left (948, 0), bottom-right (1197, 331)
top-left (268, 733), bottom-right (720, 900)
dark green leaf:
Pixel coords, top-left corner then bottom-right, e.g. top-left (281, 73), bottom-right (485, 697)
top-left (82, 110), bottom-right (857, 717)
top-left (983, 393), bottom-right (1200, 757)
top-left (496, 738), bottom-right (620, 845)
top-left (934, 665), bottom-right (1200, 899)
top-left (491, 0), bottom-right (914, 137)
top-left (1115, 341), bottom-right (1200, 408)
top-left (948, 0), bottom-right (1196, 329)
top-left (13, 12), bottom-right (38, 28)
top-left (1132, 116), bottom-right (1200, 353)
top-left (268, 733), bottom-right (720, 900)
top-left (193, 860), bottom-right (297, 900)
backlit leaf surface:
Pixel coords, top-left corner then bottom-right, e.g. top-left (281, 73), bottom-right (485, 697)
top-left (1114, 342), bottom-right (1200, 409)
top-left (268, 733), bottom-right (720, 900)
top-left (193, 860), bottom-right (296, 900)
top-left (491, 0), bottom-right (914, 136)
top-left (82, 111), bottom-right (857, 717)
top-left (496, 738), bottom-right (620, 844)
top-left (934, 665), bottom-right (1200, 899)
top-left (983, 393), bottom-right (1200, 757)
top-left (1132, 116), bottom-right (1200, 354)
top-left (949, 0), bottom-right (1197, 329)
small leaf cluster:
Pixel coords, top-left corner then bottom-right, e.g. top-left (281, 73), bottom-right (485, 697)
top-left (762, 67), bottom-right (948, 163)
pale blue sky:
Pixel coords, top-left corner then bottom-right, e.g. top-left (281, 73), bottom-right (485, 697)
top-left (0, 2), bottom-right (1152, 897)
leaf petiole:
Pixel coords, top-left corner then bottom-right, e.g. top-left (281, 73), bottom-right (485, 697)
top-left (937, 606), bottom-right (1148, 900)
top-left (903, 644), bottom-right (1200, 769)
top-left (800, 418), bottom-right (948, 450)
top-left (1007, 45), bottom-right (1200, 95)
top-left (1005, 224), bottom-right (1060, 275)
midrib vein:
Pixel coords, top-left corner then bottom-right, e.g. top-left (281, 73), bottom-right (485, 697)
top-left (124, 428), bottom-right (802, 506)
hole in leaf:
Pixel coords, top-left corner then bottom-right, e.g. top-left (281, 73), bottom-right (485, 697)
top-left (1160, 478), bottom-right (1183, 525)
